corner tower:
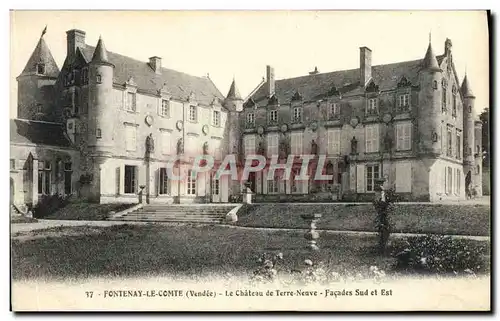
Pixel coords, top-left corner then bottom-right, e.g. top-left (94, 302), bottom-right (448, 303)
top-left (16, 27), bottom-right (60, 121)
top-left (461, 73), bottom-right (476, 194)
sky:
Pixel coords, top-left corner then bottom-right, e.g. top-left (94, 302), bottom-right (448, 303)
top-left (9, 10), bottom-right (489, 118)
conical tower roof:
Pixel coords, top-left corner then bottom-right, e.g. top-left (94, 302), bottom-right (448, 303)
top-left (91, 36), bottom-right (111, 64)
top-left (422, 42), bottom-right (441, 72)
top-left (461, 74), bottom-right (475, 98)
top-left (226, 78), bottom-right (242, 100)
top-left (19, 32), bottom-right (59, 78)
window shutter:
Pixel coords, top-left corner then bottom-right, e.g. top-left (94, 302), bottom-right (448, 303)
top-left (263, 171), bottom-right (268, 194)
top-left (373, 125), bottom-right (379, 152)
top-left (356, 164), bottom-right (365, 193)
top-left (256, 172), bottom-right (262, 194)
top-left (134, 166), bottom-right (139, 194)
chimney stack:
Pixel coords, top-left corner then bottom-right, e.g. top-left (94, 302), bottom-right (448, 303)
top-left (66, 29), bottom-right (86, 61)
top-left (359, 46), bottom-right (372, 86)
top-left (149, 56), bottom-right (162, 74)
top-left (266, 65), bottom-right (275, 97)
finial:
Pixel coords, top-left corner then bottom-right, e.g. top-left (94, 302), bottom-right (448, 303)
top-left (41, 25), bottom-right (47, 38)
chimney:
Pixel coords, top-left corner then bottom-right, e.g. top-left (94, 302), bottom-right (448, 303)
top-left (359, 46), bottom-right (372, 86)
top-left (149, 56), bottom-right (162, 74)
top-left (66, 29), bottom-right (86, 61)
top-left (309, 66), bottom-right (319, 75)
top-left (266, 65), bottom-right (275, 97)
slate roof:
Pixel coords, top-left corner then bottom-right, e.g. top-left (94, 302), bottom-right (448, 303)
top-left (461, 74), bottom-right (475, 98)
top-left (226, 79), bottom-right (242, 100)
top-left (249, 54), bottom-right (447, 107)
top-left (19, 36), bottom-right (59, 78)
top-left (79, 44), bottom-right (224, 106)
top-left (10, 119), bottom-right (73, 148)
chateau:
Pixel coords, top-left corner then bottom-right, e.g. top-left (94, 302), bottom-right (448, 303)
top-left (10, 28), bottom-right (483, 208)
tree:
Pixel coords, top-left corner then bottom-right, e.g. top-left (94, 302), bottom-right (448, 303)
top-left (479, 108), bottom-right (490, 168)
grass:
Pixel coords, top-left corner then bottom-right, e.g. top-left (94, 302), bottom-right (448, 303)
top-left (11, 224), bottom-right (489, 281)
top-left (237, 204), bottom-right (491, 236)
top-left (41, 201), bottom-right (135, 221)
top-left (10, 215), bottom-right (38, 224)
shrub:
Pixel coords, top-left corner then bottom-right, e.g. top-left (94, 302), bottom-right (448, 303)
top-left (393, 234), bottom-right (489, 275)
top-left (251, 252), bottom-right (283, 283)
top-left (373, 187), bottom-right (398, 253)
top-left (33, 194), bottom-right (70, 219)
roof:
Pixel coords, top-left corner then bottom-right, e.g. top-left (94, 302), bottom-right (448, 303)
top-left (422, 43), bottom-right (441, 72)
top-left (19, 36), bottom-right (59, 78)
top-left (80, 44), bottom-right (224, 106)
top-left (10, 119), bottom-right (73, 148)
top-left (91, 37), bottom-right (110, 64)
top-left (249, 58), bottom-right (425, 106)
top-left (461, 74), bottom-right (475, 98)
top-left (226, 79), bottom-right (242, 100)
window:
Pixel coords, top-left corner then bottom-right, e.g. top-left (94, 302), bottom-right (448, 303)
top-left (291, 168), bottom-right (300, 193)
top-left (10, 159), bottom-right (15, 170)
top-left (189, 105), bottom-right (197, 122)
top-left (74, 90), bottom-right (80, 115)
top-left (36, 63), bottom-right (45, 75)
top-left (160, 100), bottom-right (170, 117)
top-left (452, 94), bottom-right (457, 117)
top-left (96, 74), bottom-right (102, 84)
top-left (159, 168), bottom-right (169, 195)
top-left (445, 166), bottom-right (452, 195)
top-left (396, 122), bottom-right (412, 151)
top-left (96, 128), bottom-right (102, 139)
top-left (267, 178), bottom-right (279, 194)
top-left (327, 129), bottom-right (341, 155)
top-left (124, 165), bottom-right (137, 194)
top-left (446, 127), bottom-right (453, 156)
top-left (64, 162), bottom-right (72, 195)
top-left (125, 125), bottom-right (137, 151)
top-left (328, 103), bottom-right (340, 119)
top-left (291, 132), bottom-right (303, 155)
top-left (365, 124), bottom-right (379, 153)
top-left (456, 131), bottom-right (461, 159)
top-left (366, 164), bottom-right (380, 192)
top-left (468, 105), bottom-right (472, 113)
top-left (213, 177), bottom-right (220, 195)
top-left (213, 110), bottom-right (220, 127)
top-left (293, 107), bottom-right (303, 123)
top-left (442, 88), bottom-right (447, 113)
top-left (38, 161), bottom-right (51, 195)
top-left (476, 165), bottom-right (480, 175)
top-left (246, 112), bottom-right (255, 126)
top-left (81, 68), bottom-right (89, 85)
top-left (269, 110), bottom-right (278, 124)
top-left (455, 168), bottom-right (461, 195)
top-left (366, 98), bottom-right (378, 115)
top-left (126, 92), bottom-right (136, 112)
top-left (36, 104), bottom-right (43, 114)
top-left (433, 80), bottom-right (438, 90)
top-left (161, 131), bottom-right (171, 155)
top-left (244, 135), bottom-right (256, 156)
top-left (267, 133), bottom-right (279, 157)
top-left (397, 93), bottom-right (410, 110)
top-left (187, 170), bottom-right (197, 195)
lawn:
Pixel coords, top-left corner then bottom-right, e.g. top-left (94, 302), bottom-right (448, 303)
top-left (11, 224), bottom-right (489, 281)
top-left (237, 204), bottom-right (491, 236)
top-left (41, 201), bottom-right (134, 221)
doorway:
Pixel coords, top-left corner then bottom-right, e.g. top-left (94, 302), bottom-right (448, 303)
top-left (211, 174), bottom-right (221, 203)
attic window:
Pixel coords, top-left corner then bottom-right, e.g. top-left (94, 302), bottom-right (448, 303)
top-left (36, 63), bottom-right (45, 75)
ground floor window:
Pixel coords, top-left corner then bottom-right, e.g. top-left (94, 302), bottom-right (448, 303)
top-left (291, 168), bottom-right (300, 193)
top-left (124, 165), bottom-right (137, 194)
top-left (445, 166), bottom-right (452, 195)
top-left (38, 160), bottom-right (51, 195)
top-left (213, 178), bottom-right (220, 195)
top-left (159, 167), bottom-right (169, 195)
top-left (366, 164), bottom-right (380, 192)
top-left (64, 162), bottom-right (72, 195)
top-left (187, 170), bottom-right (196, 195)
top-left (267, 179), bottom-right (279, 194)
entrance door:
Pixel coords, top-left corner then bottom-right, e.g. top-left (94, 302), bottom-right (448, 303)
top-left (211, 174), bottom-right (221, 203)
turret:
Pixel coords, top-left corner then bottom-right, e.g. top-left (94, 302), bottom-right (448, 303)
top-left (461, 74), bottom-right (476, 166)
top-left (88, 36), bottom-right (115, 154)
top-left (418, 40), bottom-right (442, 155)
top-left (16, 26), bottom-right (59, 121)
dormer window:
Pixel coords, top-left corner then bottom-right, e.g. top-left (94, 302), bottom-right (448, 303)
top-left (189, 105), bottom-right (197, 122)
top-left (397, 93), bottom-right (410, 111)
top-left (36, 63), bottom-right (45, 75)
top-left (246, 112), bottom-right (255, 127)
top-left (292, 107), bottom-right (303, 123)
top-left (366, 98), bottom-right (378, 115)
top-left (328, 102), bottom-right (340, 120)
top-left (268, 110), bottom-right (278, 124)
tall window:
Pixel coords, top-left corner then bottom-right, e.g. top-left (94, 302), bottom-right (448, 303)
top-left (246, 112), bottom-right (255, 126)
top-left (328, 103), bottom-right (340, 119)
top-left (455, 168), bottom-right (461, 195)
top-left (397, 93), bottom-right (410, 110)
top-left (396, 122), bottom-right (412, 151)
top-left (366, 98), bottom-right (378, 115)
top-left (187, 170), bottom-right (197, 195)
top-left (267, 176), bottom-right (279, 194)
top-left (81, 68), bottom-right (89, 85)
top-left (446, 127), bottom-right (453, 156)
top-left (37, 161), bottom-right (51, 195)
top-left (456, 131), bottom-right (461, 159)
top-left (269, 110), bottom-right (278, 124)
top-left (452, 94), bottom-right (457, 117)
top-left (327, 129), bottom-right (341, 155)
top-left (293, 107), bottom-right (303, 123)
top-left (366, 164), bottom-right (380, 192)
top-left (189, 105), bottom-right (197, 122)
top-left (161, 131), bottom-right (171, 155)
top-left (213, 177), bottom-right (220, 195)
top-left (160, 99), bottom-right (170, 117)
top-left (125, 125), bottom-right (137, 151)
top-left (64, 162), bottom-right (72, 195)
top-left (212, 110), bottom-right (220, 127)
top-left (244, 135), bottom-right (256, 156)
top-left (267, 133), bottom-right (279, 157)
top-left (124, 165), bottom-right (137, 194)
top-left (290, 132), bottom-right (303, 155)
top-left (442, 88), bottom-right (447, 113)
top-left (159, 167), bottom-right (169, 195)
top-left (445, 166), bottom-right (452, 195)
top-left (365, 124), bottom-right (379, 153)
top-left (126, 92), bottom-right (136, 112)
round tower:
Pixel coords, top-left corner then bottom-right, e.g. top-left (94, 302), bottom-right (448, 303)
top-left (418, 40), bottom-right (442, 155)
top-left (474, 120), bottom-right (483, 196)
top-left (88, 36), bottom-right (115, 155)
top-left (461, 73), bottom-right (476, 194)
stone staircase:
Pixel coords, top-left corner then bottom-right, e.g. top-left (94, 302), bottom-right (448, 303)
top-left (111, 204), bottom-right (238, 224)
